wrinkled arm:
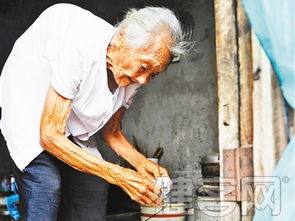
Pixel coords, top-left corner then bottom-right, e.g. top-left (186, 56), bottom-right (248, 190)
top-left (101, 107), bottom-right (168, 181)
top-left (40, 85), bottom-right (119, 183)
top-left (100, 107), bottom-right (147, 169)
top-left (40, 85), bottom-right (161, 206)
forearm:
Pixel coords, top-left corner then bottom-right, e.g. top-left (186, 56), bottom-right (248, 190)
top-left (40, 134), bottom-right (120, 185)
top-left (104, 132), bottom-right (147, 170)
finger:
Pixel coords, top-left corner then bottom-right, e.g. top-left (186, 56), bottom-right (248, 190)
top-left (146, 189), bottom-right (161, 203)
top-left (142, 161), bottom-right (161, 179)
top-left (141, 170), bottom-right (156, 183)
top-left (159, 167), bottom-right (169, 177)
top-left (138, 199), bottom-right (146, 205)
top-left (152, 164), bottom-right (161, 178)
top-left (141, 194), bottom-right (159, 207)
top-left (145, 179), bottom-right (161, 195)
top-left (142, 161), bottom-right (160, 179)
top-left (152, 182), bottom-right (162, 195)
top-left (135, 193), bottom-right (163, 207)
top-left (153, 197), bottom-right (164, 207)
top-left (137, 196), bottom-right (161, 208)
top-left (134, 193), bottom-right (154, 206)
top-left (144, 187), bottom-right (163, 206)
top-left (156, 197), bottom-right (164, 207)
top-left (139, 182), bottom-right (162, 205)
top-left (138, 179), bottom-right (160, 201)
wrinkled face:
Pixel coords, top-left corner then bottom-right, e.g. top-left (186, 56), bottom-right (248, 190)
top-left (108, 29), bottom-right (172, 87)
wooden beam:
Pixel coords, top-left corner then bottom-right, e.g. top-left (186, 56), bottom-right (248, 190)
top-left (252, 34), bottom-right (288, 177)
top-left (214, 0), bottom-right (240, 220)
top-left (237, 0), bottom-right (253, 147)
top-left (252, 34), bottom-right (288, 215)
top-left (214, 1), bottom-right (239, 150)
top-left (236, 0), bottom-right (254, 219)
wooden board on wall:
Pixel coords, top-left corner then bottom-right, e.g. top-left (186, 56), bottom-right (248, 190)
top-left (237, 0), bottom-right (253, 147)
top-left (236, 0), bottom-right (254, 220)
top-left (214, 0), bottom-right (240, 220)
top-left (215, 1), bottom-right (289, 221)
top-left (252, 34), bottom-right (288, 177)
top-left (215, 0), bottom-right (240, 151)
top-left (251, 34), bottom-right (288, 217)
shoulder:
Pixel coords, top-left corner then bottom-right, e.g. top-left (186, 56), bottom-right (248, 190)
top-left (40, 3), bottom-right (102, 27)
top-left (44, 3), bottom-right (114, 35)
top-left (42, 3), bottom-right (88, 15)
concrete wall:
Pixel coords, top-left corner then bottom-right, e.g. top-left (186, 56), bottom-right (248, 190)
top-left (121, 0), bottom-right (219, 182)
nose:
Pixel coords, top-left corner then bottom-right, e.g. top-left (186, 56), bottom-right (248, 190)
top-left (135, 73), bottom-right (151, 85)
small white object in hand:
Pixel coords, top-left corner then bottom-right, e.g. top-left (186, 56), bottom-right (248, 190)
top-left (155, 177), bottom-right (172, 199)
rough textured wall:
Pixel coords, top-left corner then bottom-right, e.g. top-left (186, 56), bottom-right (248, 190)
top-left (121, 0), bottom-right (218, 182)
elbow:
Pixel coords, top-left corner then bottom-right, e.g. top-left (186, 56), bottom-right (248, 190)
top-left (102, 129), bottom-right (122, 146)
top-left (39, 126), bottom-right (58, 152)
top-left (101, 131), bottom-right (113, 146)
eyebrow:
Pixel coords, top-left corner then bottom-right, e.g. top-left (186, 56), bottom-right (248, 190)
top-left (144, 58), bottom-right (162, 67)
top-left (141, 58), bottom-right (155, 65)
top-left (141, 54), bottom-right (168, 70)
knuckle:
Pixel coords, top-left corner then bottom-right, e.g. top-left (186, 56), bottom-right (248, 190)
top-left (162, 168), bottom-right (168, 174)
top-left (139, 186), bottom-right (147, 194)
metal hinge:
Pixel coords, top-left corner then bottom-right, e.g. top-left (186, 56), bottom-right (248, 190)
top-left (222, 147), bottom-right (253, 201)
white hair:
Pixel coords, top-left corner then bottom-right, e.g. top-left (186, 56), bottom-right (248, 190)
top-left (116, 7), bottom-right (190, 56)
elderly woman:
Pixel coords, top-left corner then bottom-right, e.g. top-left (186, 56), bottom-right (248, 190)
top-left (0, 3), bottom-right (186, 221)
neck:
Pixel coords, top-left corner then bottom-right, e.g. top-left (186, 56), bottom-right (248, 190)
top-left (106, 44), bottom-right (118, 91)
top-left (107, 69), bottom-right (118, 93)
top-left (106, 44), bottom-right (114, 69)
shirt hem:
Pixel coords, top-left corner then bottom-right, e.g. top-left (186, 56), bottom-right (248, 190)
top-left (9, 144), bottom-right (44, 171)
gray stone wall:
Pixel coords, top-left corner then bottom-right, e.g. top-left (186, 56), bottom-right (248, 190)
top-left (121, 0), bottom-right (218, 181)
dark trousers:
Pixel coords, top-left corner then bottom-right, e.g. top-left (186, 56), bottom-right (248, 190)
top-left (11, 151), bottom-right (109, 221)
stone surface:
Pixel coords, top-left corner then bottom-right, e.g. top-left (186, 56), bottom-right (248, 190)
top-left (121, 0), bottom-right (219, 183)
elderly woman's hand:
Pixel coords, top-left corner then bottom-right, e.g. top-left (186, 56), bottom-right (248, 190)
top-left (111, 166), bottom-right (163, 207)
top-left (136, 158), bottom-right (169, 181)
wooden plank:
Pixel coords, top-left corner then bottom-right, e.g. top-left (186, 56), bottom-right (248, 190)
top-left (214, 0), bottom-right (241, 220)
top-left (271, 73), bottom-right (288, 163)
top-left (252, 34), bottom-right (288, 176)
top-left (236, 0), bottom-right (254, 219)
top-left (252, 33), bottom-right (288, 211)
top-left (237, 0), bottom-right (253, 147)
top-left (214, 0), bottom-right (240, 151)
